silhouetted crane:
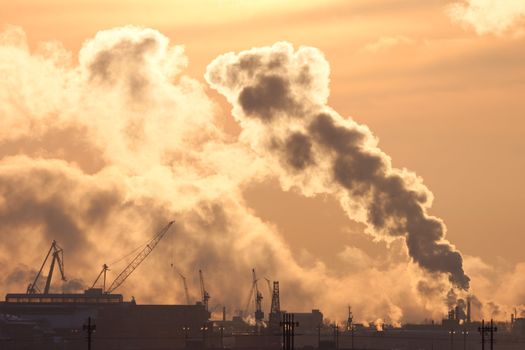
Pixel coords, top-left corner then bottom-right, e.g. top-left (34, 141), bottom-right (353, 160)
top-left (243, 268), bottom-right (264, 323)
top-left (91, 264), bottom-right (109, 292)
top-left (199, 269), bottom-right (210, 312)
top-left (253, 269), bottom-right (264, 323)
top-left (27, 240), bottom-right (66, 294)
top-left (106, 221), bottom-right (175, 293)
top-left (178, 272), bottom-right (191, 304)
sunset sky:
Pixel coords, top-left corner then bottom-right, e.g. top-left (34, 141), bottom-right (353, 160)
top-left (0, 1), bottom-right (524, 322)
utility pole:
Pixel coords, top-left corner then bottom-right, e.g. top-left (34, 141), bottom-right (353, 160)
top-left (490, 319), bottom-right (497, 350)
top-left (83, 317), bottom-right (96, 350)
top-left (332, 323), bottom-right (339, 350)
top-left (280, 313), bottom-right (299, 350)
top-left (480, 320), bottom-right (485, 350)
top-left (478, 319), bottom-right (498, 350)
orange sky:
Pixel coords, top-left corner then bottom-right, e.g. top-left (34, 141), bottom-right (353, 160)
top-left (1, 0), bottom-right (524, 305)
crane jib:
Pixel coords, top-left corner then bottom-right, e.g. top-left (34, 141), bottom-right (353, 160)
top-left (106, 221), bottom-right (175, 294)
top-left (27, 240), bottom-right (66, 295)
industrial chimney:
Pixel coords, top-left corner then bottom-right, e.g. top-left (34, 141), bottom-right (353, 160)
top-left (466, 296), bottom-right (471, 324)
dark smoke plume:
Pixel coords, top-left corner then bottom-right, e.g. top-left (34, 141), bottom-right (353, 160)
top-left (206, 42), bottom-right (470, 289)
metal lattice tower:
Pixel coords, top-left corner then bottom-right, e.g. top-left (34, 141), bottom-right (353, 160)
top-left (271, 281), bottom-right (280, 314)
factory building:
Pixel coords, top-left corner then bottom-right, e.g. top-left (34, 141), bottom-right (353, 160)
top-left (0, 288), bottom-right (211, 349)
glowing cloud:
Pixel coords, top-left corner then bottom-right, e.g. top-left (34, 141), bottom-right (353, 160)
top-left (447, 0), bottom-right (525, 35)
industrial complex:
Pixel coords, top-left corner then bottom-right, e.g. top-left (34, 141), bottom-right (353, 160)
top-left (2, 223), bottom-right (525, 350)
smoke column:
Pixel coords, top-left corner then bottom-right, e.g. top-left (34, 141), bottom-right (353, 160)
top-left (205, 42), bottom-right (470, 290)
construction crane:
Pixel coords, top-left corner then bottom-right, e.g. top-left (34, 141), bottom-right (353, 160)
top-left (178, 272), bottom-right (191, 305)
top-left (106, 221), bottom-right (175, 293)
top-left (27, 240), bottom-right (66, 294)
top-left (91, 264), bottom-right (109, 292)
top-left (243, 268), bottom-right (264, 322)
top-left (253, 269), bottom-right (264, 323)
top-left (199, 269), bottom-right (210, 312)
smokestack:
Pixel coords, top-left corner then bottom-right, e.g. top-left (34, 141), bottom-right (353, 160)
top-left (223, 306), bottom-right (226, 321)
top-left (467, 295), bottom-right (471, 323)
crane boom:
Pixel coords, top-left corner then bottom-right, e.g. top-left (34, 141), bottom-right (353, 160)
top-left (243, 268), bottom-right (264, 321)
top-left (243, 283), bottom-right (255, 317)
top-left (91, 264), bottom-right (109, 292)
top-left (106, 221), bottom-right (174, 293)
top-left (27, 240), bottom-right (66, 294)
top-left (178, 273), bottom-right (191, 305)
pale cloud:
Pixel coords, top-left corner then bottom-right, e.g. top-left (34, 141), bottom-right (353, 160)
top-left (337, 245), bottom-right (373, 269)
top-left (447, 0), bottom-right (525, 36)
top-left (362, 35), bottom-right (414, 53)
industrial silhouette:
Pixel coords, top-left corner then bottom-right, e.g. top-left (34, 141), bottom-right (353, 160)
top-left (1, 227), bottom-right (524, 350)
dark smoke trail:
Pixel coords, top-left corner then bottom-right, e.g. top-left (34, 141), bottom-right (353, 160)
top-left (206, 42), bottom-right (470, 290)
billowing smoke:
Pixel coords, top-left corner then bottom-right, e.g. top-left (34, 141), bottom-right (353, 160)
top-left (205, 42), bottom-right (470, 290)
top-left (2, 26), bottom-right (520, 324)
top-left (0, 25), bottom-right (286, 311)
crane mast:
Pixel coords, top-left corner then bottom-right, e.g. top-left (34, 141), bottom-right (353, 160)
top-left (199, 269), bottom-right (210, 312)
top-left (252, 268), bottom-right (264, 323)
top-left (268, 280), bottom-right (281, 331)
top-left (27, 240), bottom-right (66, 294)
top-left (106, 221), bottom-right (174, 293)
